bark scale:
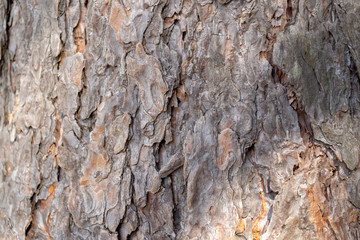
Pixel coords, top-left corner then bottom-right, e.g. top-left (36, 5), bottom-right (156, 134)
top-left (0, 0), bottom-right (359, 239)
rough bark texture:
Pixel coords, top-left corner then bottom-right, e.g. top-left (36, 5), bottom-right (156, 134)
top-left (0, 0), bottom-right (360, 239)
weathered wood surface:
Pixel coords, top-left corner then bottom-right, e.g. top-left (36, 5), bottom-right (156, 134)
top-left (0, 0), bottom-right (359, 239)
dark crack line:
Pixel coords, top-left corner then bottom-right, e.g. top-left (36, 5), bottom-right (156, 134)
top-left (25, 182), bottom-right (41, 238)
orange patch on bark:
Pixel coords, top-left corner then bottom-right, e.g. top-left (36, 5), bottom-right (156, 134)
top-left (307, 188), bottom-right (327, 240)
top-left (217, 129), bottom-right (234, 168)
top-left (236, 219), bottom-right (246, 235)
top-left (109, 1), bottom-right (127, 32)
top-left (198, 3), bottom-right (213, 23)
top-left (259, 51), bottom-right (267, 61)
top-left (139, 146), bottom-right (152, 163)
top-left (91, 125), bottom-right (105, 147)
top-left (164, 14), bottom-right (179, 28)
top-left (80, 178), bottom-right (89, 186)
top-left (39, 184), bottom-right (57, 211)
top-left (224, 39), bottom-right (234, 61)
top-left (71, 55), bottom-right (84, 90)
top-left (53, 107), bottom-right (62, 166)
top-left (5, 162), bottom-right (12, 176)
top-left (48, 185), bottom-right (55, 196)
top-left (349, 209), bottom-right (359, 224)
top-left (176, 85), bottom-right (188, 102)
top-left (90, 153), bottom-right (108, 171)
top-left (74, 0), bottom-right (87, 53)
top-left (74, 24), bottom-right (86, 53)
top-left (251, 178), bottom-right (267, 240)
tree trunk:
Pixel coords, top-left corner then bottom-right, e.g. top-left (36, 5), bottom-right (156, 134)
top-left (0, 0), bottom-right (359, 239)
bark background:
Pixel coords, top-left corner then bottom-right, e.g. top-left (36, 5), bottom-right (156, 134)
top-left (0, 0), bottom-right (360, 239)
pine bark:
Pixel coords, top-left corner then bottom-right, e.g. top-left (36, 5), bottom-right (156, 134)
top-left (0, 0), bottom-right (359, 239)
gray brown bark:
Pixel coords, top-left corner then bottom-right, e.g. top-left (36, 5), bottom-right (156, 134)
top-left (0, 0), bottom-right (359, 239)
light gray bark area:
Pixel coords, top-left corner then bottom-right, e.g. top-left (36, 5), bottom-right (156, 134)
top-left (0, 0), bottom-right (360, 239)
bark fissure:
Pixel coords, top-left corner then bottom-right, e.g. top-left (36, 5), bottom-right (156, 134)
top-left (0, 0), bottom-right (360, 239)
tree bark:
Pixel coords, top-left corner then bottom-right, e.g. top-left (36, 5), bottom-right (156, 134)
top-left (0, 0), bottom-right (359, 239)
